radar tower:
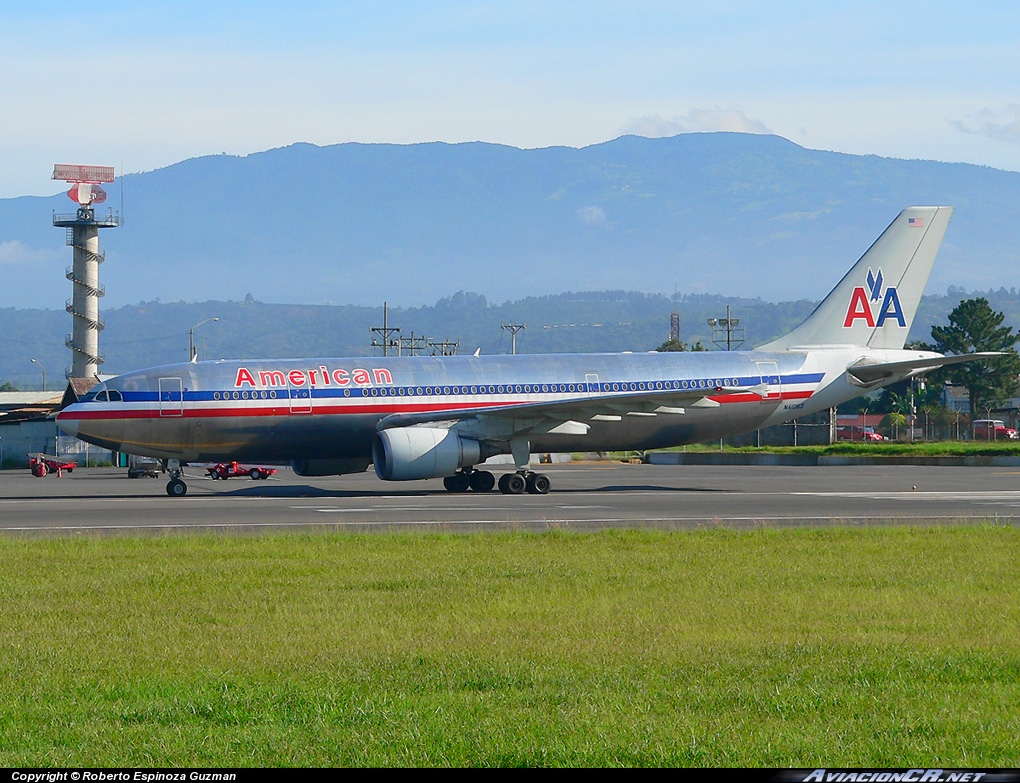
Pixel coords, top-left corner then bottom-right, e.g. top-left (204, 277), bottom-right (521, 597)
top-left (52, 164), bottom-right (121, 380)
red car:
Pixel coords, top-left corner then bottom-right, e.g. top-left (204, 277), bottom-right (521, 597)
top-left (837, 425), bottom-right (884, 442)
top-left (28, 455), bottom-right (77, 477)
top-left (972, 419), bottom-right (1019, 440)
top-left (207, 461), bottom-right (278, 480)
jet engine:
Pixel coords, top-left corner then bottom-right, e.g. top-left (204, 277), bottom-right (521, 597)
top-left (373, 427), bottom-right (489, 481)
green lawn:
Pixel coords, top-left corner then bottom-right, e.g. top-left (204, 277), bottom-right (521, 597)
top-left (653, 440), bottom-right (1020, 457)
top-left (1, 527), bottom-right (1018, 766)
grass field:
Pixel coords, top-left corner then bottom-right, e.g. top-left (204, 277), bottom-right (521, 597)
top-left (1, 527), bottom-right (1019, 767)
top-left (645, 441), bottom-right (1020, 457)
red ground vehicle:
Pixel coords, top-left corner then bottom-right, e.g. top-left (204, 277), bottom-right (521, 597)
top-left (836, 425), bottom-right (884, 442)
top-left (28, 455), bottom-right (77, 477)
top-left (972, 419), bottom-right (1019, 440)
top-left (207, 461), bottom-right (278, 480)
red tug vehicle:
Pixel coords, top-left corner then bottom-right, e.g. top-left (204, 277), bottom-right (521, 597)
top-left (28, 454), bottom-right (78, 477)
top-left (207, 461), bottom-right (277, 480)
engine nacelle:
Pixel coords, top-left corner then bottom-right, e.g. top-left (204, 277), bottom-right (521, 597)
top-left (373, 427), bottom-right (484, 481)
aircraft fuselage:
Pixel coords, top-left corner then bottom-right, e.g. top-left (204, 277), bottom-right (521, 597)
top-left (57, 347), bottom-right (904, 465)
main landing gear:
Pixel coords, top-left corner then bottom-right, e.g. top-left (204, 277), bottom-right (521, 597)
top-left (442, 467), bottom-right (550, 495)
top-left (442, 468), bottom-right (496, 493)
top-left (499, 471), bottom-right (551, 495)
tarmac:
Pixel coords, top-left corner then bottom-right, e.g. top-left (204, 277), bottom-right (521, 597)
top-left (3, 461), bottom-right (1020, 534)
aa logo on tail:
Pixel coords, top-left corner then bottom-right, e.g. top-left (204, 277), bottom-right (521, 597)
top-left (843, 267), bottom-right (905, 328)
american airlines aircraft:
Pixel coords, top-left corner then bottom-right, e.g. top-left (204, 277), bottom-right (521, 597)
top-left (57, 206), bottom-right (993, 497)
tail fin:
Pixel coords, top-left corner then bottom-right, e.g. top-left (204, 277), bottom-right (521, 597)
top-left (758, 206), bottom-right (953, 351)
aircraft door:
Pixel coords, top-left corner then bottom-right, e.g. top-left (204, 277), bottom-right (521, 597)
top-left (158, 377), bottom-right (184, 417)
top-left (289, 384), bottom-right (313, 414)
top-left (755, 362), bottom-right (782, 402)
top-left (584, 373), bottom-right (601, 398)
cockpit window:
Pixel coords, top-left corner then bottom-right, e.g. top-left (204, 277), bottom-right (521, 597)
top-left (91, 387), bottom-right (123, 402)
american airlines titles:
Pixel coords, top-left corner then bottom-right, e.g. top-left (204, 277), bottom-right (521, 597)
top-left (234, 365), bottom-right (394, 389)
top-left (843, 267), bottom-right (905, 329)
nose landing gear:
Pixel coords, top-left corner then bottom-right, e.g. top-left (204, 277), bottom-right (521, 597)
top-left (164, 459), bottom-right (188, 497)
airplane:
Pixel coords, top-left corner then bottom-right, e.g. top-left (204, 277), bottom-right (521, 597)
top-left (56, 206), bottom-right (997, 497)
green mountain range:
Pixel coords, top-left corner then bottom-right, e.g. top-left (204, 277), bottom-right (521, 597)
top-left (1, 133), bottom-right (1018, 311)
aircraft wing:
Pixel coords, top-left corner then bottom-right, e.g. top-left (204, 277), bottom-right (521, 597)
top-left (846, 352), bottom-right (1002, 385)
top-left (376, 382), bottom-right (761, 438)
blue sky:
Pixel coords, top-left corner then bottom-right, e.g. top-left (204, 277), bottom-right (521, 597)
top-left (1, 1), bottom-right (1019, 199)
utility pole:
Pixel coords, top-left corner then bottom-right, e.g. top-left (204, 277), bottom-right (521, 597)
top-left (707, 305), bottom-right (745, 350)
top-left (371, 301), bottom-right (401, 356)
top-left (501, 322), bottom-right (526, 355)
top-left (398, 332), bottom-right (429, 356)
top-left (428, 339), bottom-right (460, 356)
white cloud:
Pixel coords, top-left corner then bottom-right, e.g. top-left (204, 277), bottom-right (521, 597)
top-left (950, 105), bottom-right (1020, 146)
top-left (622, 107), bottom-right (771, 138)
top-left (0, 240), bottom-right (60, 266)
top-left (577, 205), bottom-right (607, 226)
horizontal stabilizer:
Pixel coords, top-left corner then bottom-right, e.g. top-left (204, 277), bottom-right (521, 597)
top-left (846, 352), bottom-right (1002, 385)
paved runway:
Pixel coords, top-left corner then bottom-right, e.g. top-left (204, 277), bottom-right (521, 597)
top-left (3, 461), bottom-right (1020, 534)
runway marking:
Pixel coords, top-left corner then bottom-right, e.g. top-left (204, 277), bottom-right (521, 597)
top-left (7, 489), bottom-right (1020, 507)
top-left (293, 503), bottom-right (616, 513)
top-left (2, 514), bottom-right (1011, 534)
top-left (795, 491), bottom-right (1020, 500)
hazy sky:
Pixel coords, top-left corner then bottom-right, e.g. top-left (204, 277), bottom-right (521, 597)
top-left (2, 1), bottom-right (1019, 199)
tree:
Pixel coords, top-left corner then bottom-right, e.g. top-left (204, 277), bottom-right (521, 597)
top-left (0, 381), bottom-right (17, 392)
top-left (655, 338), bottom-right (706, 352)
top-left (880, 411), bottom-right (907, 440)
top-left (930, 298), bottom-right (1020, 413)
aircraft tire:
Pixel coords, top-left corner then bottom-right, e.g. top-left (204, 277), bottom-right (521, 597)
top-left (501, 473), bottom-right (526, 495)
top-left (443, 473), bottom-right (471, 493)
top-left (526, 473), bottom-right (551, 495)
top-left (166, 478), bottom-right (188, 497)
top-left (469, 470), bottom-right (495, 492)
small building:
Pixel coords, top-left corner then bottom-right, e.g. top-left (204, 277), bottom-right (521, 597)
top-left (835, 413), bottom-right (886, 430)
top-left (0, 391), bottom-right (64, 467)
top-left (941, 382), bottom-right (970, 413)
top-left (0, 381), bottom-right (113, 467)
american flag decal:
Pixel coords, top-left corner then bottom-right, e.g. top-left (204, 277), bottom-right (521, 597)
top-left (908, 217), bottom-right (924, 227)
